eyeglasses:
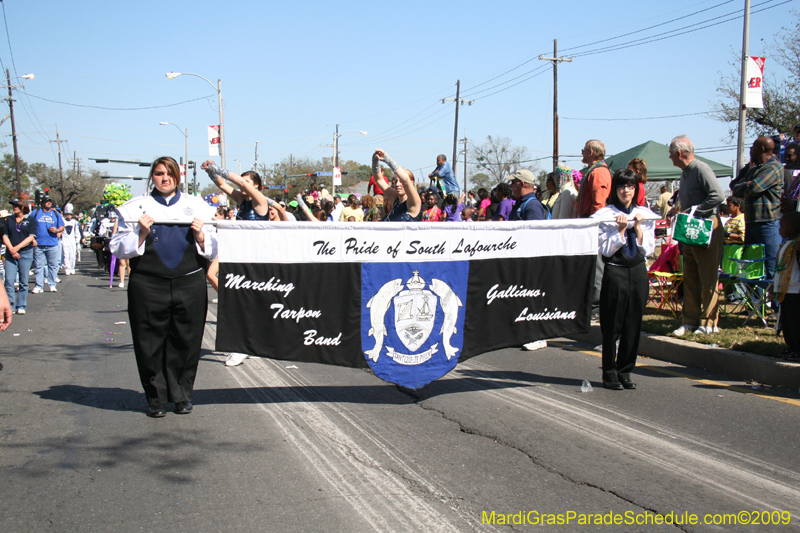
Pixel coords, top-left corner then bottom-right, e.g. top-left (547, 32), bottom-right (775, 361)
top-left (616, 184), bottom-right (636, 191)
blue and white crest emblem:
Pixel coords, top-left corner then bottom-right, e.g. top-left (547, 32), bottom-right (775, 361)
top-left (361, 262), bottom-right (468, 389)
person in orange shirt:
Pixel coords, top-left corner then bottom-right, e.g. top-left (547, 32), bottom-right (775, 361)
top-left (577, 139), bottom-right (612, 217)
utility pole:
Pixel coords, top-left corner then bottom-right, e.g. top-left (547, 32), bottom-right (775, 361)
top-left (539, 40), bottom-right (573, 173)
top-left (49, 124), bottom-right (67, 206)
top-left (5, 69), bottom-right (21, 197)
top-left (442, 81), bottom-right (473, 179)
top-left (461, 132), bottom-right (469, 193)
top-left (736, 0), bottom-right (752, 174)
top-left (254, 140), bottom-right (260, 171)
top-left (68, 151), bottom-right (83, 180)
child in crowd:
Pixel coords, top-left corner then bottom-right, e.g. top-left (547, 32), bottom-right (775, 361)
top-left (724, 196), bottom-right (745, 244)
top-left (774, 211), bottom-right (800, 359)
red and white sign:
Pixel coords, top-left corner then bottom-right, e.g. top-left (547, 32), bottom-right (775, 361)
top-left (744, 56), bottom-right (765, 109)
top-left (333, 166), bottom-right (342, 186)
top-left (179, 164), bottom-right (186, 180)
top-left (208, 125), bottom-right (221, 156)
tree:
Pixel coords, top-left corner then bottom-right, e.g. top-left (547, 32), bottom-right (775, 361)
top-left (0, 152), bottom-right (33, 204)
top-left (259, 156), bottom-right (374, 197)
top-left (468, 173), bottom-right (492, 192)
top-left (712, 11), bottom-right (800, 139)
top-left (471, 135), bottom-right (540, 187)
top-left (30, 163), bottom-right (106, 213)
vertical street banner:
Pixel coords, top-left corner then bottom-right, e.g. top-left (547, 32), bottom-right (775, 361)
top-left (208, 125), bottom-right (221, 156)
top-left (744, 56), bottom-right (765, 109)
top-left (215, 221), bottom-right (598, 388)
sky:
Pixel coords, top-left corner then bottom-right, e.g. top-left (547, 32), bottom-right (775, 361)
top-left (0, 0), bottom-right (794, 196)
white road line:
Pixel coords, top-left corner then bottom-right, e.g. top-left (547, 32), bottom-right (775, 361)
top-left (203, 308), bottom-right (482, 533)
top-left (453, 359), bottom-right (800, 512)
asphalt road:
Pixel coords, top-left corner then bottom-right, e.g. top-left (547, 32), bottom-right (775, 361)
top-left (1, 255), bottom-right (799, 532)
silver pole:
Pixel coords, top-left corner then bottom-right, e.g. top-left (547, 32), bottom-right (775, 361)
top-left (736, 0), bottom-right (751, 173)
top-left (218, 79), bottom-right (226, 168)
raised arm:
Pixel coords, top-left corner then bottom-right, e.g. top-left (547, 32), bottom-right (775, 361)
top-left (296, 193), bottom-right (319, 223)
top-left (374, 149), bottom-right (421, 216)
top-left (201, 160), bottom-right (245, 206)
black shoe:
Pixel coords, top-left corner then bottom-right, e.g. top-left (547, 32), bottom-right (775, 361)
top-left (602, 380), bottom-right (623, 390)
top-left (174, 401), bottom-right (193, 414)
top-left (147, 407), bottom-right (167, 418)
top-left (619, 378), bottom-right (637, 390)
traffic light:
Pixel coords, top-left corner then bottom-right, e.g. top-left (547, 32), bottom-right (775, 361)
top-left (306, 173), bottom-right (314, 177)
top-left (35, 190), bottom-right (41, 205)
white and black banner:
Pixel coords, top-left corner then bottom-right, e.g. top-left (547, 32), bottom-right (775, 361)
top-left (215, 221), bottom-right (598, 388)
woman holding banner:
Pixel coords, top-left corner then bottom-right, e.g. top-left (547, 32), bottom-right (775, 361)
top-left (110, 157), bottom-right (217, 417)
top-left (372, 149), bottom-right (421, 221)
top-left (592, 168), bottom-right (655, 391)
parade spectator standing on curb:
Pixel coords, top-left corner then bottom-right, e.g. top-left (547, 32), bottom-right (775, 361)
top-left (774, 211), bottom-right (800, 359)
top-left (508, 169), bottom-right (547, 220)
top-left (655, 185), bottom-right (672, 219)
top-left (577, 140), bottom-right (612, 218)
top-left (592, 168), bottom-right (655, 390)
top-left (668, 135), bottom-right (726, 336)
top-left (724, 197), bottom-right (746, 244)
top-left (493, 182), bottom-right (515, 221)
top-left (339, 194), bottom-right (364, 222)
top-left (31, 196), bottom-right (64, 294)
top-left (2, 199), bottom-right (35, 314)
top-left (551, 165), bottom-right (578, 219)
top-left (732, 136), bottom-right (783, 280)
top-left (428, 154), bottom-right (459, 198)
top-left (111, 156), bottom-right (217, 417)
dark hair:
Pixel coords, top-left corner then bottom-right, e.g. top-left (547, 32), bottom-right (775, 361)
top-left (787, 143), bottom-right (799, 153)
top-left (444, 193), bottom-right (459, 207)
top-left (497, 182), bottom-right (512, 200)
top-left (726, 195), bottom-right (743, 208)
top-left (148, 156), bottom-right (181, 190)
top-left (477, 188), bottom-right (490, 201)
top-left (241, 170), bottom-right (262, 190)
top-left (323, 200), bottom-right (334, 214)
top-left (607, 168), bottom-right (640, 207)
top-left (782, 211), bottom-right (800, 238)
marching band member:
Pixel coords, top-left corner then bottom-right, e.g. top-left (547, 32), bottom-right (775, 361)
top-left (110, 156), bottom-right (217, 418)
top-left (592, 168), bottom-right (655, 391)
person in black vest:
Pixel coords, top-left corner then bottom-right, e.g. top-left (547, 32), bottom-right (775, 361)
top-left (110, 157), bottom-right (217, 417)
top-left (592, 169), bottom-right (655, 390)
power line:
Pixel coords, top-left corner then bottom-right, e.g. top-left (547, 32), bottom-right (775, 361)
top-left (562, 111), bottom-right (712, 121)
top-left (559, 0), bottom-right (736, 53)
top-left (571, 0), bottom-right (786, 58)
top-left (21, 92), bottom-right (216, 110)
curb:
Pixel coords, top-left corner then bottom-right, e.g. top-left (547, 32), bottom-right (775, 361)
top-left (568, 324), bottom-right (800, 390)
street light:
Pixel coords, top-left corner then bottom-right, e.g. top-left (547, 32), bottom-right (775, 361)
top-left (165, 71), bottom-right (226, 167)
top-left (332, 124), bottom-right (367, 195)
top-left (233, 158), bottom-right (242, 174)
top-left (159, 122), bottom-right (189, 193)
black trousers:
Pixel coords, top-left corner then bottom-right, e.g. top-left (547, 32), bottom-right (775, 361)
top-left (599, 263), bottom-right (649, 382)
top-left (128, 270), bottom-right (207, 408)
top-left (780, 293), bottom-right (800, 352)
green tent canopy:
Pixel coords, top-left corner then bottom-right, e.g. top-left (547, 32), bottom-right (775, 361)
top-left (605, 140), bottom-right (732, 180)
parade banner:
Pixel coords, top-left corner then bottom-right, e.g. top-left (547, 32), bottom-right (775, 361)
top-left (208, 125), bottom-right (221, 156)
top-left (215, 221), bottom-right (598, 388)
top-left (744, 56), bottom-right (765, 109)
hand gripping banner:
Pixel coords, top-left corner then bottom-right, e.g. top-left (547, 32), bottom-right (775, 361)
top-left (215, 220), bottom-right (598, 389)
